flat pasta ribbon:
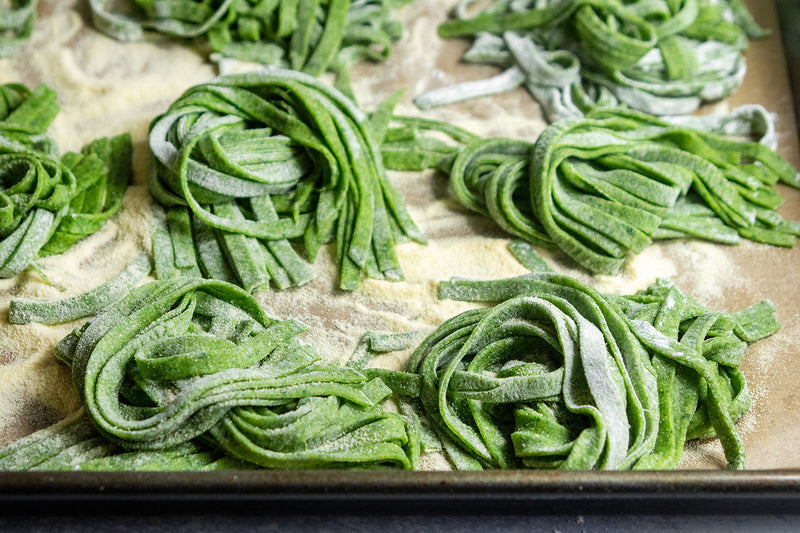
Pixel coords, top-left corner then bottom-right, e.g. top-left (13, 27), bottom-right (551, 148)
top-left (9, 251), bottom-right (153, 325)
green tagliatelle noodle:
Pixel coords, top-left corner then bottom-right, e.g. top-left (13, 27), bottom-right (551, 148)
top-left (88, 0), bottom-right (410, 95)
top-left (362, 271), bottom-right (778, 470)
top-left (0, 1), bottom-right (37, 57)
top-left (0, 276), bottom-right (413, 470)
top-left (148, 69), bottom-right (425, 291)
top-left (384, 105), bottom-right (800, 275)
top-left (0, 83), bottom-right (132, 278)
top-left (8, 251), bottom-right (153, 325)
top-left (415, 0), bottom-right (766, 121)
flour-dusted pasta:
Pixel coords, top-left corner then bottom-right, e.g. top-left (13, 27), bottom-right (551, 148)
top-left (0, 276), bottom-right (415, 470)
top-left (389, 106), bottom-right (800, 274)
top-left (0, 83), bottom-right (132, 278)
top-left (416, 0), bottom-right (767, 120)
top-left (87, 0), bottom-right (411, 95)
top-left (361, 272), bottom-right (778, 470)
top-left (147, 69), bottom-right (426, 290)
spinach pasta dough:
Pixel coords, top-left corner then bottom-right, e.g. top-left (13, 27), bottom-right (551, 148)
top-left (374, 273), bottom-right (777, 470)
top-left (0, 276), bottom-right (413, 470)
top-left (416, 0), bottom-right (766, 120)
top-left (149, 69), bottom-right (425, 291)
top-left (0, 83), bottom-right (132, 278)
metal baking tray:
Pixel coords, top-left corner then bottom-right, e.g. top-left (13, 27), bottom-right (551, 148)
top-left (1, 0), bottom-right (800, 517)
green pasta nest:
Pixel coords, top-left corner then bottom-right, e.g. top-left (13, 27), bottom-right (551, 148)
top-left (417, 0), bottom-right (767, 120)
top-left (148, 69), bottom-right (425, 291)
top-left (376, 272), bottom-right (779, 470)
top-left (436, 106), bottom-right (799, 274)
top-left (89, 0), bottom-right (411, 94)
top-left (0, 83), bottom-right (131, 278)
top-left (0, 277), bottom-right (414, 470)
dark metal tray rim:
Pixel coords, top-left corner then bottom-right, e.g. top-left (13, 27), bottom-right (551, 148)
top-left (1, 469), bottom-right (799, 514)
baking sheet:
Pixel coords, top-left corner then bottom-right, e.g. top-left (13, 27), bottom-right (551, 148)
top-left (0, 0), bottom-right (798, 485)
